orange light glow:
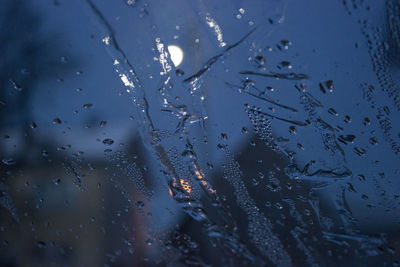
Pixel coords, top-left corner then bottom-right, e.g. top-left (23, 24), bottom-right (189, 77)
top-left (193, 167), bottom-right (216, 194)
top-left (168, 187), bottom-right (173, 197)
top-left (180, 179), bottom-right (192, 194)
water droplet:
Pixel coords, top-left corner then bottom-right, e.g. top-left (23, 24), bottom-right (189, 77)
top-left (254, 55), bottom-right (266, 65)
top-left (319, 80), bottom-right (334, 93)
top-left (10, 79), bottom-right (22, 91)
top-left (383, 106), bottom-right (390, 115)
top-left (289, 126), bottom-right (297, 134)
top-left (328, 108), bottom-right (339, 116)
top-left (338, 134), bottom-right (356, 144)
top-left (358, 174), bottom-right (366, 181)
top-left (175, 69), bottom-right (184, 76)
top-left (2, 158), bottom-right (16, 165)
top-left (353, 147), bottom-right (366, 156)
top-left (102, 138), bottom-right (114, 146)
top-left (217, 144), bottom-right (227, 150)
top-left (344, 115), bottom-right (352, 123)
top-left (52, 118), bottom-right (62, 124)
top-left (325, 80), bottom-right (334, 91)
top-left (29, 121), bottom-right (37, 129)
top-left (83, 104), bottom-right (93, 109)
top-left (266, 86), bottom-right (274, 92)
top-left (126, 0), bottom-right (136, 5)
top-left (363, 117), bottom-right (371, 125)
top-left (37, 241), bottom-right (46, 248)
top-left (278, 61), bottom-right (292, 69)
top-left (346, 182), bottom-right (356, 192)
top-left (297, 143), bottom-right (305, 150)
top-left (369, 137), bottom-right (378, 145)
top-left (99, 120), bottom-right (107, 127)
top-left (251, 178), bottom-right (259, 186)
top-left (136, 201), bottom-right (145, 208)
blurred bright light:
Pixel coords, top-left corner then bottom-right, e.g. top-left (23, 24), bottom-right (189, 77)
top-left (167, 45), bottom-right (183, 67)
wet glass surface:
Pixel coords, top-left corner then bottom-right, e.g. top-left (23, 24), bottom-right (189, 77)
top-left (0, 0), bottom-right (400, 266)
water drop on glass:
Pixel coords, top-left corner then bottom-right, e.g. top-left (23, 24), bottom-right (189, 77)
top-left (29, 121), bottom-right (37, 129)
top-left (2, 158), bottom-right (16, 165)
top-left (103, 138), bottom-right (114, 146)
top-left (175, 69), bottom-right (184, 76)
top-left (52, 118), bottom-right (62, 124)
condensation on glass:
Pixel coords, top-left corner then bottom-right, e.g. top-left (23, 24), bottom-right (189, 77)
top-left (0, 0), bottom-right (399, 266)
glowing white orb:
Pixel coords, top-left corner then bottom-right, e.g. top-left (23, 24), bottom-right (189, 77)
top-left (167, 45), bottom-right (183, 67)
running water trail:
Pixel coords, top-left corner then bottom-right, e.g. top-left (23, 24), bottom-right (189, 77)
top-left (84, 0), bottom-right (264, 263)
